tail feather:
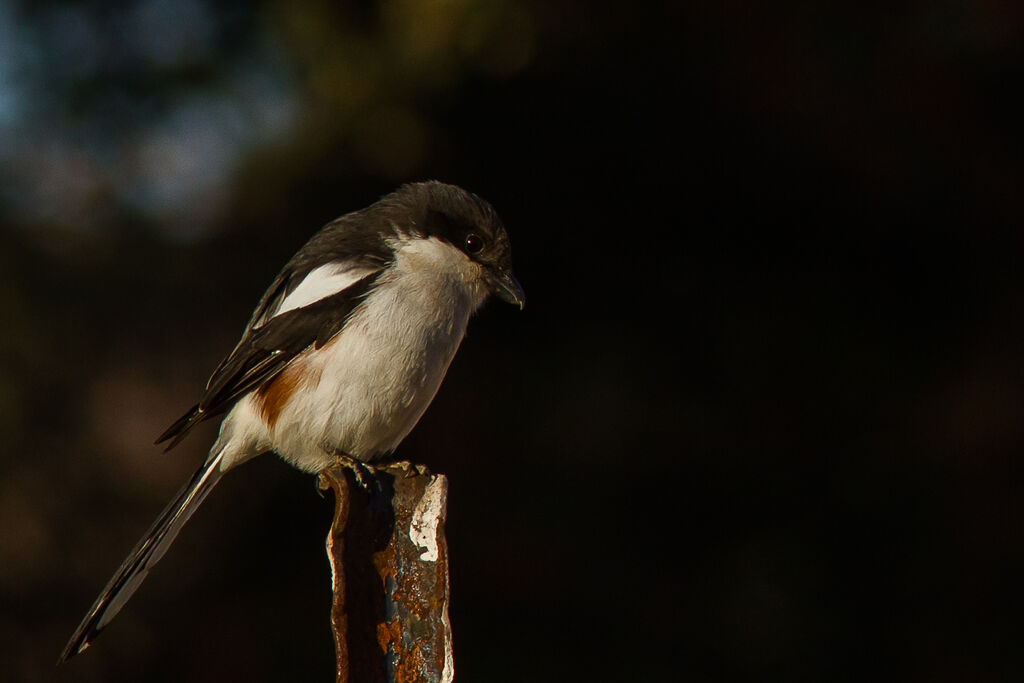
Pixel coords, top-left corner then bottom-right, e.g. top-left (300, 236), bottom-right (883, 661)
top-left (155, 404), bottom-right (215, 452)
top-left (59, 450), bottom-right (227, 663)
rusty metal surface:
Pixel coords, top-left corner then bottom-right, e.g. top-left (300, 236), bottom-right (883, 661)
top-left (320, 464), bottom-right (453, 683)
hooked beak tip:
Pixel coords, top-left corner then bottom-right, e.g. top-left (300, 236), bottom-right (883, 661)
top-left (494, 271), bottom-right (525, 310)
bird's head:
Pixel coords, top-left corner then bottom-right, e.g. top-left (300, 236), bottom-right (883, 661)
top-left (390, 181), bottom-right (525, 310)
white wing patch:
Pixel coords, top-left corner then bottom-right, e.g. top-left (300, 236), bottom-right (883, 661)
top-left (268, 261), bottom-right (378, 322)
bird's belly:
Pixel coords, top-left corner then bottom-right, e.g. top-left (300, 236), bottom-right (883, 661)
top-left (268, 301), bottom-right (470, 471)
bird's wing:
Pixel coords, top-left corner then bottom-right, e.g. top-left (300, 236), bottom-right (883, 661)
top-left (155, 265), bottom-right (385, 449)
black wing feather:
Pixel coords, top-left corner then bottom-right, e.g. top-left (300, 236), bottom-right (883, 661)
top-left (156, 270), bottom-right (383, 449)
top-left (155, 201), bottom-right (401, 450)
top-left (205, 209), bottom-right (395, 384)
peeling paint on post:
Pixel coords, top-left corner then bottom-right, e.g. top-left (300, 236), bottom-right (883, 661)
top-left (319, 464), bottom-right (454, 683)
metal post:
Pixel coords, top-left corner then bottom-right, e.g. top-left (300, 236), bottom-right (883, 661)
top-left (319, 464), bottom-right (454, 683)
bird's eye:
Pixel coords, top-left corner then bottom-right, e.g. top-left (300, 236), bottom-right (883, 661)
top-left (464, 233), bottom-right (484, 254)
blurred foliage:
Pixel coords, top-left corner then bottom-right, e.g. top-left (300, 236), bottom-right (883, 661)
top-left (2, 0), bottom-right (1024, 681)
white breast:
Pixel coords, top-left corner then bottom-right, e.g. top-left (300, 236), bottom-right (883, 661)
top-left (232, 236), bottom-right (490, 473)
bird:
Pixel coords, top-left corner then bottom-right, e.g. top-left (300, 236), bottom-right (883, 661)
top-left (59, 181), bottom-right (524, 662)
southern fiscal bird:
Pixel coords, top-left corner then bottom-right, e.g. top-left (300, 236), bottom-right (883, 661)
top-left (60, 181), bottom-right (524, 662)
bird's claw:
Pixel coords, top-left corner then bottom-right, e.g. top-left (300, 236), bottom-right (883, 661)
top-left (331, 451), bottom-right (379, 491)
top-left (384, 460), bottom-right (431, 478)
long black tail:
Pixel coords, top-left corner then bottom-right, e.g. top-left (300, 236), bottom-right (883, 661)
top-left (59, 449), bottom-right (227, 662)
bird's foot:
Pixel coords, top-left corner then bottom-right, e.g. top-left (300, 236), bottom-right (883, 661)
top-left (330, 451), bottom-right (379, 491)
top-left (382, 460), bottom-right (432, 478)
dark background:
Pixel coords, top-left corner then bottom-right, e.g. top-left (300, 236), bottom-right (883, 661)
top-left (2, 1), bottom-right (1023, 681)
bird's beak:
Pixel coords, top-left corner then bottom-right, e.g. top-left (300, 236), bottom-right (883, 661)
top-left (492, 270), bottom-right (526, 310)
